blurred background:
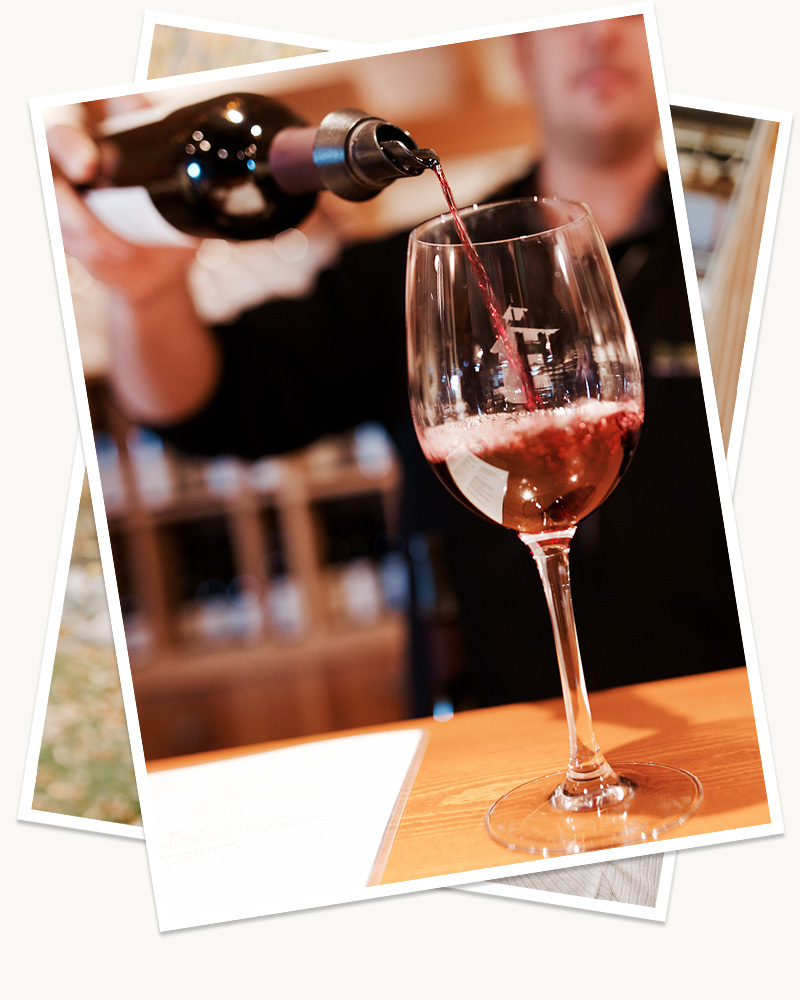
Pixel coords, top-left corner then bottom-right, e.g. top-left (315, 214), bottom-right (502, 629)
top-left (671, 104), bottom-right (779, 449)
top-left (37, 28), bottom-right (780, 785)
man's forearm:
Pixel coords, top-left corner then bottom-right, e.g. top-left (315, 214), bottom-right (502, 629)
top-left (107, 263), bottom-right (222, 427)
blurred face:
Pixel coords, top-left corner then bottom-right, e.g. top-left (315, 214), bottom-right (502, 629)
top-left (515, 16), bottom-right (661, 165)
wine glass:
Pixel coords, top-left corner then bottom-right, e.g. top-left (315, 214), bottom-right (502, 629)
top-left (406, 196), bottom-right (702, 855)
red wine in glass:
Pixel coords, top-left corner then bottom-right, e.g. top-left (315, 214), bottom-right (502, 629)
top-left (420, 400), bottom-right (643, 533)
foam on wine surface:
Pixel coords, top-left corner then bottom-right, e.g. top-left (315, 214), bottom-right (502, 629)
top-left (419, 400), bottom-right (642, 533)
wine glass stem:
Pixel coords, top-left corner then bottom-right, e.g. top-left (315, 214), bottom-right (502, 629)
top-left (520, 530), bottom-right (619, 796)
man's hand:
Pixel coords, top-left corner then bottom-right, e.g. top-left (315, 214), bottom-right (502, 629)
top-left (47, 98), bottom-right (197, 304)
top-left (46, 98), bottom-right (220, 426)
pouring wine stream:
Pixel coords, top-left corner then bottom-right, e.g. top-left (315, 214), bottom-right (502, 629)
top-left (382, 141), bottom-right (538, 409)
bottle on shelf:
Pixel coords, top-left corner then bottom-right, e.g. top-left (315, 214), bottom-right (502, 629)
top-left (126, 427), bottom-right (174, 507)
top-left (94, 431), bottom-right (126, 513)
top-left (78, 93), bottom-right (437, 244)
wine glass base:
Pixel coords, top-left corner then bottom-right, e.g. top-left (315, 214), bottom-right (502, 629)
top-left (485, 762), bottom-right (702, 857)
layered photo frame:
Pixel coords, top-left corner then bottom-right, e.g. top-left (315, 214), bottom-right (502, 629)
top-left (20, 3), bottom-right (788, 932)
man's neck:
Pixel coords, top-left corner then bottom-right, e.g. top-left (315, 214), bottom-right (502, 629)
top-left (537, 150), bottom-right (663, 245)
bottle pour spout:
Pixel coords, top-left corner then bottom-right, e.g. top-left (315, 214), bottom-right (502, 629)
top-left (313, 109), bottom-right (435, 201)
top-left (380, 142), bottom-right (440, 174)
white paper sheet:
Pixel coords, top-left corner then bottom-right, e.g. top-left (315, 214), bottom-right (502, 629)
top-left (148, 728), bottom-right (425, 930)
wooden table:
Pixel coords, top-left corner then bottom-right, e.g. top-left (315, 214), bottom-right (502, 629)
top-left (148, 667), bottom-right (770, 884)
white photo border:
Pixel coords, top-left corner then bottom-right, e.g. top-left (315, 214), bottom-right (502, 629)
top-left (459, 851), bottom-right (676, 921)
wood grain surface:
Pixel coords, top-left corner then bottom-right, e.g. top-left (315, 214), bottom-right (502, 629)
top-left (148, 667), bottom-right (770, 884)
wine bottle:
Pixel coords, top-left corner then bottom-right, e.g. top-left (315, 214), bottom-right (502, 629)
top-left (80, 93), bottom-right (434, 244)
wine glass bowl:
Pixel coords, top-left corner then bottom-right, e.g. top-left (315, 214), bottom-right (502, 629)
top-left (406, 196), bottom-right (702, 856)
top-left (408, 199), bottom-right (644, 536)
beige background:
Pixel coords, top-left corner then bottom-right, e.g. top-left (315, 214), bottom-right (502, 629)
top-left (4, 1), bottom-right (794, 997)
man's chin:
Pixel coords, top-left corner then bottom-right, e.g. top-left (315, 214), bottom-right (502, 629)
top-left (567, 120), bottom-right (656, 165)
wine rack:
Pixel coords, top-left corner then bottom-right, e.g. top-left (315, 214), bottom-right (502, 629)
top-left (672, 105), bottom-right (757, 277)
top-left (86, 375), bottom-right (410, 761)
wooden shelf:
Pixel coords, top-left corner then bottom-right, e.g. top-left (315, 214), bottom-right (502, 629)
top-left (133, 615), bottom-right (409, 759)
top-left (87, 375), bottom-right (411, 760)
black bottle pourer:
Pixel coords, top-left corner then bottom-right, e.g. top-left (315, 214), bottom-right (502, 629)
top-left (311, 109), bottom-right (438, 201)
